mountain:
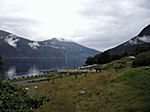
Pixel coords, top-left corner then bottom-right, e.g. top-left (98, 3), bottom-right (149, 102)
top-left (0, 30), bottom-right (99, 58)
top-left (85, 24), bottom-right (150, 65)
top-left (108, 25), bottom-right (150, 54)
top-left (0, 30), bottom-right (99, 72)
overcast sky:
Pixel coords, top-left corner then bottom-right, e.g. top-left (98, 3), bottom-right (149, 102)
top-left (0, 0), bottom-right (150, 51)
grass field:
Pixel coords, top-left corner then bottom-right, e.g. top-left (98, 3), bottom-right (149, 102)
top-left (21, 57), bottom-right (150, 112)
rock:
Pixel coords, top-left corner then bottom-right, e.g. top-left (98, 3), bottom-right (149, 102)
top-left (79, 90), bottom-right (89, 95)
top-left (145, 67), bottom-right (150, 70)
top-left (25, 87), bottom-right (29, 90)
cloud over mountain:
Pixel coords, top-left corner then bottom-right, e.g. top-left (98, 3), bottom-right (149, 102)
top-left (0, 0), bottom-right (150, 50)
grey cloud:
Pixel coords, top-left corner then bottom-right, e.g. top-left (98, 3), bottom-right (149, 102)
top-left (80, 0), bottom-right (126, 18)
top-left (0, 16), bottom-right (43, 40)
top-left (135, 0), bottom-right (150, 10)
top-left (76, 0), bottom-right (150, 51)
top-left (0, 17), bottom-right (39, 26)
top-left (0, 0), bottom-right (150, 51)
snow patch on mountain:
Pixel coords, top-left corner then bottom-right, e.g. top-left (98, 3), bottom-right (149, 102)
top-left (4, 34), bottom-right (19, 48)
top-left (51, 41), bottom-right (55, 45)
top-left (58, 38), bottom-right (72, 42)
top-left (128, 39), bottom-right (137, 45)
top-left (41, 41), bottom-right (59, 49)
top-left (49, 45), bottom-right (59, 49)
top-left (138, 36), bottom-right (150, 43)
top-left (51, 38), bottom-right (71, 42)
top-left (43, 41), bottom-right (52, 47)
top-left (28, 41), bottom-right (40, 50)
top-left (58, 38), bottom-right (68, 42)
top-left (124, 35), bottom-right (150, 46)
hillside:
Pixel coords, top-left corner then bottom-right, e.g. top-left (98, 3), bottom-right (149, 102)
top-left (17, 57), bottom-right (150, 112)
top-left (108, 24), bottom-right (150, 54)
top-left (85, 25), bottom-right (150, 65)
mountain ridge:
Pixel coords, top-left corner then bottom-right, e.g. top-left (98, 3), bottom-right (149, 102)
top-left (0, 30), bottom-right (100, 71)
top-left (108, 24), bottom-right (150, 54)
top-left (0, 30), bottom-right (99, 58)
top-left (85, 24), bottom-right (150, 65)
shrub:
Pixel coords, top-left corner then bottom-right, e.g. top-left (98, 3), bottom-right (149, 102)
top-left (86, 51), bottom-right (124, 65)
top-left (132, 51), bottom-right (150, 67)
top-left (0, 81), bottom-right (44, 112)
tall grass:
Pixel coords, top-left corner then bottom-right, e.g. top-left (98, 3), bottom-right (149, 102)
top-left (22, 59), bottom-right (150, 112)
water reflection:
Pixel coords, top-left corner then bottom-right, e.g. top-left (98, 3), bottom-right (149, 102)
top-left (5, 66), bottom-right (16, 79)
top-left (28, 66), bottom-right (40, 76)
top-left (5, 66), bottom-right (42, 79)
top-left (3, 57), bottom-right (85, 76)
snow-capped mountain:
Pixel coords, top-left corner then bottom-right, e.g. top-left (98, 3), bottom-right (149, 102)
top-left (0, 30), bottom-right (99, 58)
top-left (0, 30), bottom-right (99, 71)
top-left (108, 24), bottom-right (150, 54)
top-left (0, 34), bottom-right (19, 48)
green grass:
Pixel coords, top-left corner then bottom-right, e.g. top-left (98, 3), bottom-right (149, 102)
top-left (21, 57), bottom-right (150, 112)
top-left (108, 67), bottom-right (150, 112)
top-left (100, 56), bottom-right (133, 71)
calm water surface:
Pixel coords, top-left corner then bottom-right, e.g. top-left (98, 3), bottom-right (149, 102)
top-left (3, 57), bottom-right (85, 76)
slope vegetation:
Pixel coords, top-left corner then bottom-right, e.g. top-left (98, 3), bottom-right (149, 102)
top-left (21, 57), bottom-right (150, 112)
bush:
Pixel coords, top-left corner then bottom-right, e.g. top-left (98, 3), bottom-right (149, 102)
top-left (0, 81), bottom-right (44, 112)
top-left (132, 51), bottom-right (150, 67)
top-left (86, 51), bottom-right (124, 65)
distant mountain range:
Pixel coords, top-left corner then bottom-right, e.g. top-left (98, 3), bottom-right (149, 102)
top-left (0, 30), bottom-right (99, 58)
top-left (0, 30), bottom-right (99, 72)
top-left (108, 24), bottom-right (150, 54)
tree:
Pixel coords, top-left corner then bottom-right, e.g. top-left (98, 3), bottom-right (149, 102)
top-left (132, 51), bottom-right (150, 67)
top-left (85, 56), bottom-right (94, 65)
top-left (85, 51), bottom-right (124, 65)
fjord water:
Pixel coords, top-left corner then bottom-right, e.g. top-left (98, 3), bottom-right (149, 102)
top-left (3, 57), bottom-right (85, 76)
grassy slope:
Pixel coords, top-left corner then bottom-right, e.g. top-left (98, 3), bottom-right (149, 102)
top-left (23, 58), bottom-right (150, 112)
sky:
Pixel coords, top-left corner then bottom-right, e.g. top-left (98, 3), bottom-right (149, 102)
top-left (0, 0), bottom-right (150, 51)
